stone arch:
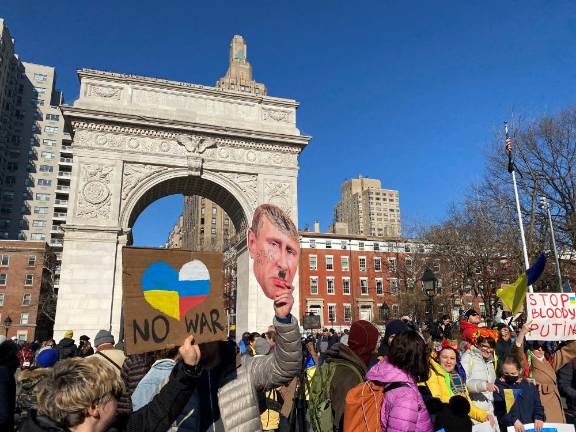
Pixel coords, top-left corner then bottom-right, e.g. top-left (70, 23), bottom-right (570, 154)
top-left (119, 168), bottom-right (254, 234)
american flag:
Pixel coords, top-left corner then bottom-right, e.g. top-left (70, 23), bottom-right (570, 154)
top-left (504, 122), bottom-right (512, 154)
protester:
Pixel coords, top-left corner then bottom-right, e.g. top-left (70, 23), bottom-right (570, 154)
top-left (253, 338), bottom-right (284, 431)
top-left (0, 340), bottom-right (19, 431)
top-left (56, 330), bottom-right (77, 360)
top-left (422, 345), bottom-right (495, 426)
top-left (18, 342), bottom-right (34, 369)
top-left (494, 354), bottom-right (545, 432)
top-left (461, 335), bottom-right (497, 417)
top-left (512, 321), bottom-right (576, 423)
top-left (94, 329), bottom-right (126, 371)
top-left (340, 329), bottom-right (349, 346)
top-left (558, 359), bottom-right (576, 425)
top-left (238, 331), bottom-right (251, 355)
top-left (378, 318), bottom-right (409, 357)
top-left (117, 352), bottom-right (155, 414)
top-left (434, 395), bottom-right (473, 432)
top-left (495, 324), bottom-right (514, 374)
top-left (459, 309), bottom-right (481, 346)
top-left (310, 319), bottom-right (379, 431)
top-left (366, 330), bottom-right (434, 432)
top-left (76, 334), bottom-right (94, 357)
top-left (327, 328), bottom-right (339, 349)
top-left (19, 335), bottom-right (202, 432)
top-left (431, 314), bottom-right (452, 341)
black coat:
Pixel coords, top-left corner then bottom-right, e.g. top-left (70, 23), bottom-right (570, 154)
top-left (18, 361), bottom-right (201, 432)
top-left (558, 360), bottom-right (576, 411)
top-left (431, 322), bottom-right (452, 341)
top-left (0, 365), bottom-right (15, 431)
top-left (56, 338), bottom-right (77, 360)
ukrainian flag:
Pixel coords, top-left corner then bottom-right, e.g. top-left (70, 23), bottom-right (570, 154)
top-left (497, 253), bottom-right (546, 315)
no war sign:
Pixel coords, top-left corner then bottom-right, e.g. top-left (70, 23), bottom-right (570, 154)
top-left (526, 292), bottom-right (576, 341)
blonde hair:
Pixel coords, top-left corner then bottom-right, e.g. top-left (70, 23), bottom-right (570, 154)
top-left (36, 356), bottom-right (124, 427)
top-left (251, 204), bottom-right (298, 241)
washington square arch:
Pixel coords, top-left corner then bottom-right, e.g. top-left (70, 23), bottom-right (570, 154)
top-left (53, 35), bottom-right (310, 340)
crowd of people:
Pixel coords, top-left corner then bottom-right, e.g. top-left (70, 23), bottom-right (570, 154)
top-left (1, 204), bottom-right (575, 432)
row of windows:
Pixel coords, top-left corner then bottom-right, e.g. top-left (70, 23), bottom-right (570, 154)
top-left (0, 292), bottom-right (32, 306)
top-left (308, 255), bottom-right (411, 272)
top-left (307, 239), bottom-right (424, 253)
top-left (310, 303), bottom-right (400, 323)
top-left (0, 273), bottom-right (35, 285)
top-left (309, 276), bottom-right (408, 296)
top-left (0, 255), bottom-right (37, 266)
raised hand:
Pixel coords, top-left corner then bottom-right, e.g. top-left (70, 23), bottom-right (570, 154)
top-left (179, 335), bottom-right (201, 366)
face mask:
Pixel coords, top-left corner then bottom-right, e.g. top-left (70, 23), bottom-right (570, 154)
top-left (503, 375), bottom-right (519, 385)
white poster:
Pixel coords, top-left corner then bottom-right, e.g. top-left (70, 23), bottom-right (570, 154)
top-left (507, 423), bottom-right (575, 432)
top-left (525, 293), bottom-right (576, 341)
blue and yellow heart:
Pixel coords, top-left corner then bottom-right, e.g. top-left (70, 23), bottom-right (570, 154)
top-left (141, 260), bottom-right (211, 321)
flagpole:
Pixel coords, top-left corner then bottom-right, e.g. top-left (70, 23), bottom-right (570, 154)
top-left (505, 122), bottom-right (532, 293)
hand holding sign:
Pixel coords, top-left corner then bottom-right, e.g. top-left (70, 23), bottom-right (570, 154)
top-left (274, 270), bottom-right (294, 319)
top-left (179, 335), bottom-right (201, 366)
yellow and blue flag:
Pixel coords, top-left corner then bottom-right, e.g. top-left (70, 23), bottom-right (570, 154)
top-left (497, 253), bottom-right (547, 315)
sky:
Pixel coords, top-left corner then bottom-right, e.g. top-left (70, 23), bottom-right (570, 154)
top-left (3, 1), bottom-right (576, 246)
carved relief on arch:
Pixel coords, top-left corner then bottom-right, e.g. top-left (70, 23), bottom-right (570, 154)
top-left (121, 163), bottom-right (170, 201)
top-left (219, 172), bottom-right (258, 212)
top-left (264, 180), bottom-right (294, 220)
top-left (75, 164), bottom-right (114, 220)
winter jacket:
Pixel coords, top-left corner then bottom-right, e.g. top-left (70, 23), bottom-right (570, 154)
top-left (512, 339), bottom-right (576, 422)
top-left (366, 358), bottom-right (434, 432)
top-left (0, 365), bottom-right (16, 431)
top-left (323, 342), bottom-right (367, 431)
top-left (95, 347), bottom-right (126, 371)
top-left (494, 378), bottom-right (545, 429)
top-left (460, 346), bottom-right (496, 415)
top-left (495, 338), bottom-right (513, 374)
top-left (56, 337), bottom-right (77, 360)
top-left (420, 359), bottom-right (488, 423)
top-left (431, 322), bottom-right (452, 341)
top-left (558, 359), bottom-right (576, 414)
top-left (118, 353), bottom-right (154, 414)
top-left (15, 368), bottom-right (50, 428)
top-left (19, 361), bottom-right (201, 432)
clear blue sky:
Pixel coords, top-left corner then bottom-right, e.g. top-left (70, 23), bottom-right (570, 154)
top-left (4, 1), bottom-right (576, 246)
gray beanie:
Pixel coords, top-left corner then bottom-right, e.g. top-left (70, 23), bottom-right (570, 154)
top-left (94, 329), bottom-right (115, 347)
top-left (254, 337), bottom-right (271, 355)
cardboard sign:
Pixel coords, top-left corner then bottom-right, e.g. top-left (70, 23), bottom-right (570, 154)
top-left (123, 247), bottom-right (227, 355)
top-left (526, 292), bottom-right (576, 341)
top-left (302, 314), bottom-right (321, 330)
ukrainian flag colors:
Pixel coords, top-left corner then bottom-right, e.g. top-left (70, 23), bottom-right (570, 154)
top-left (497, 253), bottom-right (546, 315)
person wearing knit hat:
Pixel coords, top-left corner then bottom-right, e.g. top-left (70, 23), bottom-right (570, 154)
top-left (56, 330), bottom-right (77, 360)
top-left (36, 348), bottom-right (59, 368)
top-left (93, 329), bottom-right (126, 371)
top-left (313, 320), bottom-right (380, 431)
top-left (378, 318), bottom-right (409, 356)
top-left (254, 337), bottom-right (272, 356)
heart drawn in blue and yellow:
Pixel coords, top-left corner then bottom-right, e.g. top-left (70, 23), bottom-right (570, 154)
top-left (141, 260), bottom-right (211, 320)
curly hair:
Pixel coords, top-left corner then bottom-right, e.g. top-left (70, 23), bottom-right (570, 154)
top-left (36, 356), bottom-right (124, 427)
top-left (388, 330), bottom-right (430, 382)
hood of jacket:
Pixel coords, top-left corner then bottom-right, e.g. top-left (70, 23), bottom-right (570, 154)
top-left (57, 338), bottom-right (75, 348)
top-left (466, 346), bottom-right (494, 364)
top-left (324, 342), bottom-right (367, 374)
top-left (366, 357), bottom-right (415, 385)
top-left (150, 358), bottom-right (176, 371)
top-left (17, 368), bottom-right (50, 389)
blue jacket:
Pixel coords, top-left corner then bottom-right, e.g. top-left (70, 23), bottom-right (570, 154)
top-left (494, 378), bottom-right (545, 428)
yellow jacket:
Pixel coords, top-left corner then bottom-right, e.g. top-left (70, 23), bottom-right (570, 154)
top-left (420, 359), bottom-right (488, 422)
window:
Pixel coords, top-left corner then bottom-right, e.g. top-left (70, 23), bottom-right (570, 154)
top-left (45, 114), bottom-right (59, 121)
top-left (310, 277), bottom-right (318, 295)
top-left (358, 241), bottom-right (365, 251)
top-left (374, 257), bottom-right (382, 271)
top-left (344, 304), bottom-right (352, 322)
top-left (404, 244), bottom-right (412, 253)
top-left (34, 87), bottom-right (47, 94)
top-left (405, 258), bottom-right (413, 270)
top-left (373, 242), bottom-right (380, 251)
top-left (7, 162), bottom-right (18, 171)
top-left (325, 256), bottom-right (334, 271)
top-left (376, 279), bottom-right (384, 295)
top-left (434, 261), bottom-right (441, 273)
top-left (388, 258), bottom-right (397, 272)
top-left (418, 245), bottom-right (425, 254)
top-left (360, 278), bottom-right (368, 295)
top-left (309, 255), bottom-right (317, 271)
top-left (34, 73), bottom-right (47, 82)
top-left (25, 274), bottom-right (34, 286)
top-left (41, 151), bottom-right (55, 159)
top-left (407, 278), bottom-right (415, 289)
top-left (32, 220), bottom-right (46, 227)
top-left (341, 256), bottom-right (349, 271)
top-left (42, 139), bottom-right (57, 146)
top-left (210, 228), bottom-right (216, 235)
top-left (22, 293), bottom-right (32, 305)
top-left (30, 233), bottom-right (45, 240)
top-left (27, 256), bottom-right (36, 266)
top-left (359, 257), bottom-right (366, 272)
top-left (325, 240), bottom-right (332, 249)
top-left (2, 192), bottom-right (15, 202)
top-left (35, 193), bottom-right (50, 201)
top-left (20, 313), bottom-right (29, 325)
top-left (390, 278), bottom-right (399, 295)
top-left (479, 303), bottom-right (486, 317)
top-left (211, 207), bottom-right (217, 215)
top-left (309, 239), bottom-right (316, 248)
top-left (326, 277), bottom-right (335, 294)
top-left (474, 265), bottom-right (481, 275)
top-left (44, 126), bottom-right (59, 134)
top-left (341, 240), bottom-right (347, 250)
top-left (342, 277), bottom-right (350, 295)
top-left (0, 293), bottom-right (4, 306)
top-left (328, 304), bottom-right (336, 323)
top-left (5, 176), bottom-right (15, 186)
top-left (392, 304), bottom-right (399, 317)
top-left (0, 273), bottom-right (6, 285)
top-left (0, 255), bottom-right (9, 266)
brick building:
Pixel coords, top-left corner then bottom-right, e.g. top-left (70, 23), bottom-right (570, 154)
top-left (0, 240), bottom-right (55, 341)
top-left (298, 231), bottom-right (487, 330)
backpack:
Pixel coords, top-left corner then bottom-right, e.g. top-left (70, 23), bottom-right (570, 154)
top-left (343, 380), bottom-right (407, 432)
top-left (309, 361), bottom-right (363, 432)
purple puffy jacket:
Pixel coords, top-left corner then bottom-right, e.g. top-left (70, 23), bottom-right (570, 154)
top-left (366, 358), bottom-right (433, 432)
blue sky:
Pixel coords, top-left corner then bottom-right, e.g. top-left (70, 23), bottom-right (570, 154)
top-left (3, 1), bottom-right (576, 246)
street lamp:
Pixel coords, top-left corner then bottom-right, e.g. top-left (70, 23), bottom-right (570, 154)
top-left (422, 269), bottom-right (438, 332)
top-left (539, 196), bottom-right (563, 290)
top-left (3, 316), bottom-right (12, 337)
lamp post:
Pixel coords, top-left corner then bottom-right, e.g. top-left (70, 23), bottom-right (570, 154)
top-left (3, 316), bottom-right (12, 337)
top-left (422, 269), bottom-right (438, 332)
top-left (539, 196), bottom-right (563, 290)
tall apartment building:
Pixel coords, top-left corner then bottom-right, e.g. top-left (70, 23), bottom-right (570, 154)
top-left (165, 196), bottom-right (236, 251)
top-left (334, 176), bottom-right (401, 237)
top-left (0, 20), bottom-right (71, 289)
